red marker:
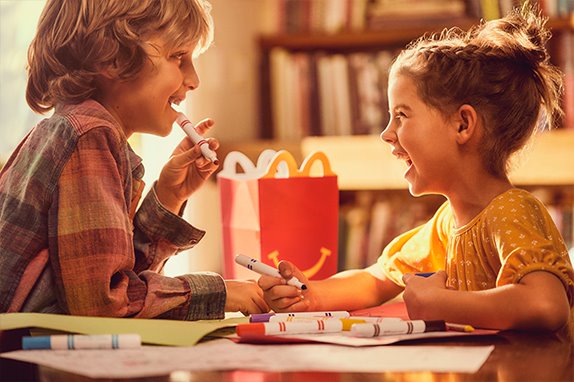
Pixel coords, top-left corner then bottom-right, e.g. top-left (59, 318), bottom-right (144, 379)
top-left (175, 112), bottom-right (219, 165)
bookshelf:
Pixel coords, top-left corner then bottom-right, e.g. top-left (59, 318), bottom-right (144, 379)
top-left (236, 1), bottom-right (574, 270)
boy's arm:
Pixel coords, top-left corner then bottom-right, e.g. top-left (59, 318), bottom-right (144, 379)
top-left (403, 270), bottom-right (570, 331)
top-left (51, 128), bottom-right (225, 320)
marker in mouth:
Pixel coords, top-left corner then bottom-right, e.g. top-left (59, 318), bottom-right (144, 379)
top-left (175, 112), bottom-right (219, 165)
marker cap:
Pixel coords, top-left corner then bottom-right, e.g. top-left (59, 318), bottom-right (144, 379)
top-left (236, 323), bottom-right (265, 337)
top-left (250, 313), bottom-right (274, 323)
top-left (22, 336), bottom-right (51, 350)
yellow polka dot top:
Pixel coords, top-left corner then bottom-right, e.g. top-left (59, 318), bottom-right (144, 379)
top-left (376, 188), bottom-right (574, 338)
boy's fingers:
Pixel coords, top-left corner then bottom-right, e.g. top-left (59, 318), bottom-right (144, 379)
top-left (194, 118), bottom-right (214, 135)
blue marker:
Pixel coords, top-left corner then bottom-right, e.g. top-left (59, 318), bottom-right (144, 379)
top-left (415, 272), bottom-right (435, 278)
top-left (22, 334), bottom-right (141, 350)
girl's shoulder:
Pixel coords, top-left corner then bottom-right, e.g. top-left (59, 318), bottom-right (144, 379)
top-left (484, 188), bottom-right (545, 217)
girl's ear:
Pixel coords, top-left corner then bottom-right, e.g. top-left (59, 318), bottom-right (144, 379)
top-left (455, 104), bottom-right (478, 144)
top-left (97, 62), bottom-right (120, 80)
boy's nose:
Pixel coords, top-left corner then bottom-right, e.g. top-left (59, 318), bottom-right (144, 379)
top-left (183, 64), bottom-right (200, 91)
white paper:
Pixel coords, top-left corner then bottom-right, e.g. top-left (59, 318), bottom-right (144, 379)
top-left (1, 339), bottom-right (494, 379)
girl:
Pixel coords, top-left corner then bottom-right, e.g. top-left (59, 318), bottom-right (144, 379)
top-left (260, 5), bottom-right (573, 339)
top-left (0, 0), bottom-right (268, 319)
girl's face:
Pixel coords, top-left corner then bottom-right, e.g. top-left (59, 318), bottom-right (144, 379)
top-left (100, 36), bottom-right (199, 137)
top-left (380, 73), bottom-right (459, 196)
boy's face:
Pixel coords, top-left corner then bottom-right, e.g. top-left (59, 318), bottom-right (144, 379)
top-left (380, 73), bottom-right (459, 196)
top-left (99, 36), bottom-right (199, 137)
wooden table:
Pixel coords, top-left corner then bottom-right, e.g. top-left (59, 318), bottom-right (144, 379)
top-left (1, 328), bottom-right (572, 382)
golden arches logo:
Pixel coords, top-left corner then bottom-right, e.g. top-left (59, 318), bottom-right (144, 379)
top-left (267, 247), bottom-right (332, 279)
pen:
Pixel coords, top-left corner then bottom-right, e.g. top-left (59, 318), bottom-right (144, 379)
top-left (236, 320), bottom-right (343, 337)
top-left (175, 112), bottom-right (219, 165)
top-left (350, 320), bottom-right (446, 337)
top-left (235, 254), bottom-right (307, 290)
top-left (22, 334), bottom-right (142, 350)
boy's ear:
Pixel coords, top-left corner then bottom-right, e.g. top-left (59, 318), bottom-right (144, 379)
top-left (455, 104), bottom-right (478, 144)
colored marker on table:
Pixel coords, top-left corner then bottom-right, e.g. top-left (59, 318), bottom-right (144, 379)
top-left (265, 311), bottom-right (350, 323)
top-left (351, 320), bottom-right (446, 337)
top-left (235, 254), bottom-right (307, 290)
top-left (175, 112), bottom-right (219, 165)
top-left (22, 334), bottom-right (141, 350)
top-left (236, 320), bottom-right (343, 337)
top-left (446, 322), bottom-right (475, 332)
top-left (415, 272), bottom-right (435, 277)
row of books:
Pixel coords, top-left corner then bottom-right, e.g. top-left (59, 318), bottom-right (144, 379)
top-left (270, 49), bottom-right (395, 140)
top-left (336, 188), bottom-right (574, 272)
top-left (261, 0), bottom-right (573, 35)
top-left (269, 34), bottom-right (574, 141)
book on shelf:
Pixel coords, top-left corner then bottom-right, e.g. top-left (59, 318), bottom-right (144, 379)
top-left (268, 49), bottom-right (395, 138)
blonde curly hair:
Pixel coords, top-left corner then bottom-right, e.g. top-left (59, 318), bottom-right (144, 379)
top-left (26, 0), bottom-right (213, 114)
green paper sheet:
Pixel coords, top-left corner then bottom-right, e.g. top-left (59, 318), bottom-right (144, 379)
top-left (0, 313), bottom-right (248, 346)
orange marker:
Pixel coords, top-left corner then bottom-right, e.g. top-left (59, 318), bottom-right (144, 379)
top-left (236, 320), bottom-right (343, 337)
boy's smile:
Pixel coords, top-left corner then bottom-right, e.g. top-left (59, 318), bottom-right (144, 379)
top-left (96, 36), bottom-right (199, 138)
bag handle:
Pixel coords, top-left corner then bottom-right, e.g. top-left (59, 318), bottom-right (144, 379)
top-left (219, 151), bottom-right (256, 178)
top-left (299, 151), bottom-right (335, 177)
top-left (262, 150), bottom-right (335, 178)
top-left (262, 150), bottom-right (299, 178)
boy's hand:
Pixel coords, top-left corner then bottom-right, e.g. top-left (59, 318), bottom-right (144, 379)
top-left (402, 270), bottom-right (449, 319)
top-left (224, 280), bottom-right (269, 316)
top-left (258, 261), bottom-right (313, 312)
top-left (156, 118), bottom-right (219, 213)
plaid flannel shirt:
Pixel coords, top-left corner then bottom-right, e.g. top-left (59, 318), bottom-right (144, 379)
top-left (0, 99), bottom-right (226, 320)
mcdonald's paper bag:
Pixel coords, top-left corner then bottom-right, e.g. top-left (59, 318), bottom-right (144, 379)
top-left (218, 150), bottom-right (338, 280)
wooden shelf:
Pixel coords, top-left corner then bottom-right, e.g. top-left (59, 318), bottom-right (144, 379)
top-left (301, 130), bottom-right (574, 190)
top-left (259, 17), bottom-right (573, 53)
top-left (219, 130), bottom-right (574, 190)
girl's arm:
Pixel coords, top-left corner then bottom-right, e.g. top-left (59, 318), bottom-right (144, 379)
top-left (259, 261), bottom-right (403, 312)
top-left (403, 270), bottom-right (570, 331)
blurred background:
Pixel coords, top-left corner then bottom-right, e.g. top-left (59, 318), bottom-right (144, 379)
top-left (1, 0), bottom-right (573, 278)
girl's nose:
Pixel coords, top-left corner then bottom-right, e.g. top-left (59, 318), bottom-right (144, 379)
top-left (380, 122), bottom-right (395, 145)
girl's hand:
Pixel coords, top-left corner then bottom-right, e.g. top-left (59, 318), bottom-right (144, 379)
top-left (258, 261), bottom-right (313, 312)
top-left (402, 270), bottom-right (450, 319)
top-left (224, 280), bottom-right (269, 316)
top-left (156, 118), bottom-right (219, 213)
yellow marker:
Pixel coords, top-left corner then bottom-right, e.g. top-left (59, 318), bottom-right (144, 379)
top-left (446, 323), bottom-right (475, 332)
top-left (339, 317), bottom-right (403, 331)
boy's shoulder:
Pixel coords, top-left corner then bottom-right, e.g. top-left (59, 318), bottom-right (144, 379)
top-left (57, 100), bottom-right (125, 142)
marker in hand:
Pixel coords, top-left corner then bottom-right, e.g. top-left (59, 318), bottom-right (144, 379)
top-left (235, 254), bottom-right (307, 290)
top-left (175, 112), bottom-right (219, 165)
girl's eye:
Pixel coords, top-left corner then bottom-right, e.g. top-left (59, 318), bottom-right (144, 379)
top-left (393, 112), bottom-right (406, 122)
